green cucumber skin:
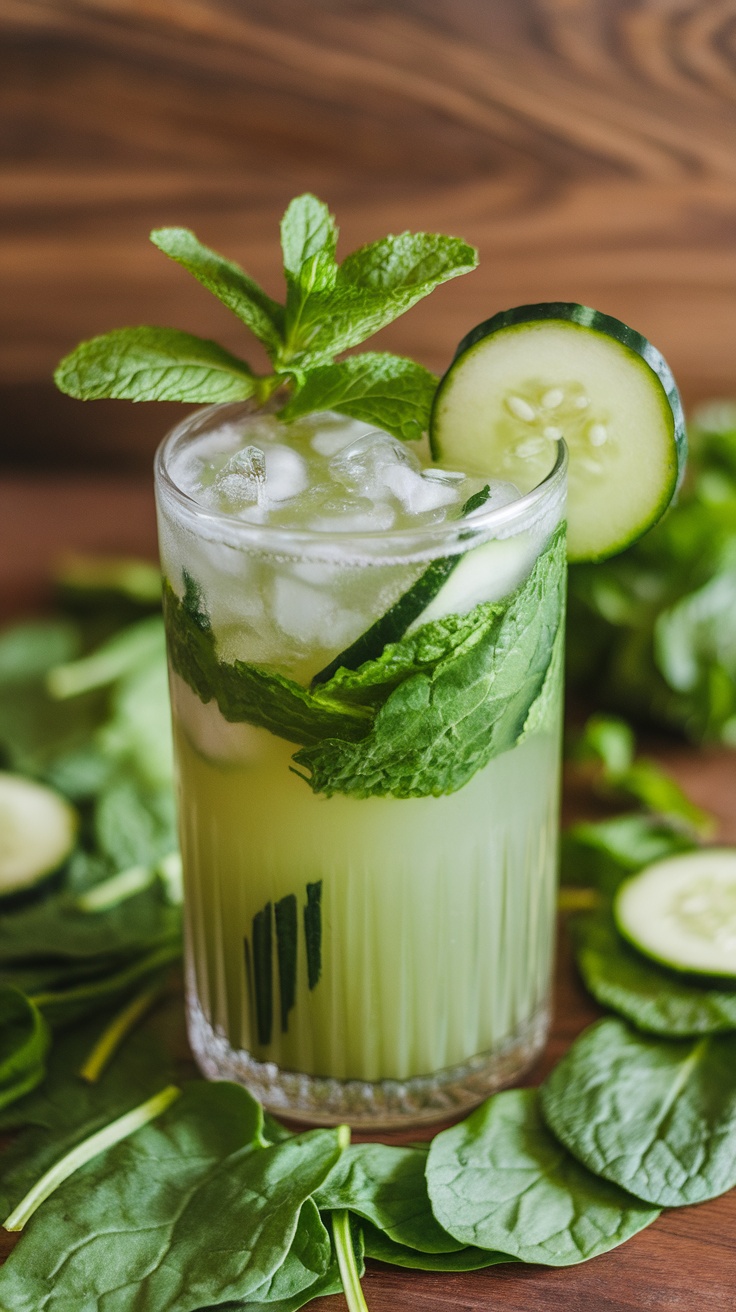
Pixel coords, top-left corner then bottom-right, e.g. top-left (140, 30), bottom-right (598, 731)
top-left (430, 301), bottom-right (688, 561)
top-left (310, 555), bottom-right (458, 686)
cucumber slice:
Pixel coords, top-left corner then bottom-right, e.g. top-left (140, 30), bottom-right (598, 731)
top-left (614, 850), bottom-right (736, 979)
top-left (430, 303), bottom-right (686, 562)
top-left (311, 485), bottom-right (500, 686)
top-left (0, 773), bottom-right (78, 901)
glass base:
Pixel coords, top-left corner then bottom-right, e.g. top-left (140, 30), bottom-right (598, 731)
top-left (187, 992), bottom-right (550, 1129)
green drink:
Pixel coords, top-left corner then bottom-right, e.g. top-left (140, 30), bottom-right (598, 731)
top-left (156, 404), bottom-right (567, 1125)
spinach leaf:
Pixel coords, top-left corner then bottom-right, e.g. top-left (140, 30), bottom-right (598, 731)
top-left (0, 1084), bottom-right (344, 1312)
top-left (572, 713), bottom-right (713, 836)
top-left (314, 1142), bottom-right (463, 1253)
top-left (561, 812), bottom-right (695, 896)
top-left (0, 987), bottom-right (49, 1112)
top-left (293, 524), bottom-right (565, 798)
top-left (236, 1199), bottom-right (331, 1305)
top-left (540, 1017), bottom-right (736, 1207)
top-left (362, 1222), bottom-right (512, 1271)
top-left (0, 877), bottom-right (180, 965)
top-left (0, 1012), bottom-right (179, 1213)
top-left (426, 1088), bottom-right (659, 1265)
top-left (571, 909), bottom-right (736, 1036)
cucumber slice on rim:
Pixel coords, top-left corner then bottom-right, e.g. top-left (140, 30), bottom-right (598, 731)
top-left (614, 850), bottom-right (736, 979)
top-left (0, 773), bottom-right (78, 901)
top-left (430, 303), bottom-right (686, 562)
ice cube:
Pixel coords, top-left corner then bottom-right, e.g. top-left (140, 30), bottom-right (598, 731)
top-left (310, 417), bottom-right (378, 456)
top-left (263, 444), bottom-right (309, 503)
top-left (271, 573), bottom-right (364, 647)
top-left (329, 431), bottom-right (421, 501)
top-left (210, 444), bottom-right (266, 511)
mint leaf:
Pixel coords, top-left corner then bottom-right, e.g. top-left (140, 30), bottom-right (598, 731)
top-left (281, 352), bottom-right (437, 442)
top-left (293, 525), bottom-right (565, 798)
top-left (151, 227), bottom-right (284, 357)
top-left (519, 618), bottom-right (565, 741)
top-left (163, 580), bottom-right (372, 746)
top-left (280, 194), bottom-right (337, 282)
top-left (320, 601), bottom-right (506, 709)
top-left (284, 231), bottom-right (478, 368)
top-left (341, 230), bottom-right (477, 293)
top-left (54, 327), bottom-right (258, 403)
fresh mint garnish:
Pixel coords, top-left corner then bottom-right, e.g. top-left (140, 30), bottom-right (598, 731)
top-left (54, 193), bottom-right (478, 443)
top-left (53, 326), bottom-right (261, 405)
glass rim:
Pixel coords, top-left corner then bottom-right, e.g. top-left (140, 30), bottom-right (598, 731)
top-left (154, 402), bottom-right (568, 550)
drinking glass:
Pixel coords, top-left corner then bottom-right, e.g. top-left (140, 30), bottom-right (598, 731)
top-left (155, 402), bottom-right (567, 1127)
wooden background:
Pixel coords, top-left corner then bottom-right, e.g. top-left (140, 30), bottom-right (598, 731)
top-left (1, 2), bottom-right (736, 1308)
top-left (4, 0), bottom-right (736, 469)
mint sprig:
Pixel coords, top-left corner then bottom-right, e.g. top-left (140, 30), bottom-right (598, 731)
top-left (54, 194), bottom-right (478, 442)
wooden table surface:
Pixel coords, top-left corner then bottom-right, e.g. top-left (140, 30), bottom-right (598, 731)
top-left (1, 473), bottom-right (735, 1309)
top-left (2, 1), bottom-right (736, 1306)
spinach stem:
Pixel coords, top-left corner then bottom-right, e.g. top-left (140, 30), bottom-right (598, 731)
top-left (332, 1126), bottom-right (369, 1312)
top-left (30, 942), bottom-right (181, 1014)
top-left (333, 1209), bottom-right (369, 1312)
top-left (79, 979), bottom-right (168, 1083)
top-left (3, 1085), bottom-right (180, 1232)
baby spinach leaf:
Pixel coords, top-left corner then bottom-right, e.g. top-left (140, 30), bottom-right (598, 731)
top-left (361, 1223), bottom-right (511, 1271)
top-left (281, 352), bottom-right (438, 443)
top-left (0, 987), bottom-right (49, 1112)
top-left (426, 1088), bottom-right (659, 1265)
top-left (0, 876), bottom-right (180, 965)
top-left (0, 1013), bottom-right (179, 1213)
top-left (561, 812), bottom-right (695, 896)
top-left (0, 621), bottom-right (81, 686)
top-left (151, 227), bottom-right (285, 359)
top-left (571, 909), bottom-right (736, 1036)
top-left (31, 942), bottom-right (181, 1029)
top-left (314, 1142), bottom-right (463, 1253)
top-left (294, 524), bottom-right (565, 798)
top-left (0, 1082), bottom-right (325, 1312)
top-left (540, 1017), bottom-right (736, 1207)
top-left (238, 1199), bottom-right (331, 1305)
top-left (55, 326), bottom-right (260, 404)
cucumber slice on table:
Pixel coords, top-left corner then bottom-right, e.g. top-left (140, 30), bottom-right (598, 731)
top-left (430, 303), bottom-right (687, 562)
top-left (0, 772), bottom-right (77, 901)
top-left (614, 850), bottom-right (736, 979)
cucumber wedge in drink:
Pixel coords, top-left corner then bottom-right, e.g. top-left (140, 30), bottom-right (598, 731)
top-left (430, 302), bottom-right (686, 562)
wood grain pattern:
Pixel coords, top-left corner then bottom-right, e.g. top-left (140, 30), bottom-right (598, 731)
top-left (3, 1), bottom-right (736, 467)
top-left (0, 473), bottom-right (735, 1309)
